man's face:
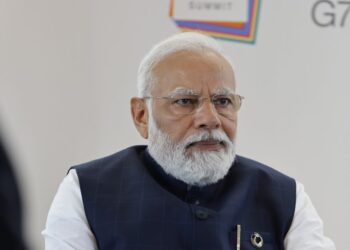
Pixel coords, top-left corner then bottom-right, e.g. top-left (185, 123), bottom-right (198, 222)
top-left (150, 50), bottom-right (237, 155)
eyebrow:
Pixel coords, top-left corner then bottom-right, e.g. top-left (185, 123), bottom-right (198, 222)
top-left (168, 87), bottom-right (200, 98)
top-left (213, 88), bottom-right (235, 95)
top-left (168, 87), bottom-right (235, 98)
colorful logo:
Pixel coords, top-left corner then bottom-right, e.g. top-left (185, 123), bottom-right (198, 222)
top-left (169, 0), bottom-right (262, 44)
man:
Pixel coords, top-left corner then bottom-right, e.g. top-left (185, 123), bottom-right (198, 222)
top-left (43, 32), bottom-right (335, 249)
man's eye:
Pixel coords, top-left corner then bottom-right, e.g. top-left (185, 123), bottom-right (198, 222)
top-left (213, 97), bottom-right (232, 106)
top-left (174, 98), bottom-right (196, 106)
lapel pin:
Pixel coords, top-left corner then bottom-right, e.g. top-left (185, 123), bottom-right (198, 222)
top-left (251, 232), bottom-right (263, 248)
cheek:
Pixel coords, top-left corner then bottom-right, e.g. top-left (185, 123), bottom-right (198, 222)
top-left (160, 118), bottom-right (194, 143)
top-left (167, 122), bottom-right (193, 142)
top-left (222, 119), bottom-right (237, 140)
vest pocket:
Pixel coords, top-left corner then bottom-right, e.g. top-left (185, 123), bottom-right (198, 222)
top-left (230, 229), bottom-right (276, 250)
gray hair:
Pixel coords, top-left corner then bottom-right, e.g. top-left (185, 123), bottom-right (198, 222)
top-left (137, 32), bottom-right (233, 97)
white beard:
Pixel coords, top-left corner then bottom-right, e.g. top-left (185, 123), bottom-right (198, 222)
top-left (147, 113), bottom-right (236, 187)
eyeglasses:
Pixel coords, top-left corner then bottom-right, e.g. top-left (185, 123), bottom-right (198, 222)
top-left (143, 94), bottom-right (244, 119)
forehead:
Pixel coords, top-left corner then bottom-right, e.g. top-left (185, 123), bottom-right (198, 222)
top-left (151, 50), bottom-right (236, 95)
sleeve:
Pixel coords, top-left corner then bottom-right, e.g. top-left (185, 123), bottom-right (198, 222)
top-left (42, 169), bottom-right (98, 250)
top-left (284, 181), bottom-right (336, 250)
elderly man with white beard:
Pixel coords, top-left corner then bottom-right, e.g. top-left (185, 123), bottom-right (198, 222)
top-left (43, 32), bottom-right (335, 250)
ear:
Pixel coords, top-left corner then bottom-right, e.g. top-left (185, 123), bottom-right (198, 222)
top-left (130, 97), bottom-right (149, 139)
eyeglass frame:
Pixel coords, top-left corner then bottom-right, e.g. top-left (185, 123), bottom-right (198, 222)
top-left (142, 93), bottom-right (244, 119)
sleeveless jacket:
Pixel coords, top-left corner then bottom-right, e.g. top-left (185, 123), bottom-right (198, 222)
top-left (74, 145), bottom-right (296, 250)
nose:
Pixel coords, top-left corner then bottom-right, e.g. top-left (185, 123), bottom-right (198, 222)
top-left (193, 99), bottom-right (221, 130)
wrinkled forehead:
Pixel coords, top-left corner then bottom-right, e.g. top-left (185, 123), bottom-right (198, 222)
top-left (151, 50), bottom-right (236, 95)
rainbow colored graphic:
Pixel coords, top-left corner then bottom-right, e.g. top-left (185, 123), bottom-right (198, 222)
top-left (169, 0), bottom-right (262, 44)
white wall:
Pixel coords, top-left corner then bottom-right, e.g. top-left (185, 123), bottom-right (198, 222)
top-left (0, 0), bottom-right (348, 249)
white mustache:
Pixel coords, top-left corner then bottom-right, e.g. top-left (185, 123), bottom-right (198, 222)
top-left (182, 130), bottom-right (232, 149)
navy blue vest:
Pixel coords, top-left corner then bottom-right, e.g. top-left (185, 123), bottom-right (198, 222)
top-left (74, 146), bottom-right (296, 250)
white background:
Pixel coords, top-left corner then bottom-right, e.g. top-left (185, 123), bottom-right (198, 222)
top-left (0, 0), bottom-right (348, 249)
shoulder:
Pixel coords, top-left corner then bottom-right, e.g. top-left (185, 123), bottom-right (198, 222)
top-left (232, 155), bottom-right (296, 202)
top-left (72, 145), bottom-right (147, 174)
top-left (234, 155), bottom-right (295, 183)
top-left (43, 169), bottom-right (98, 249)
